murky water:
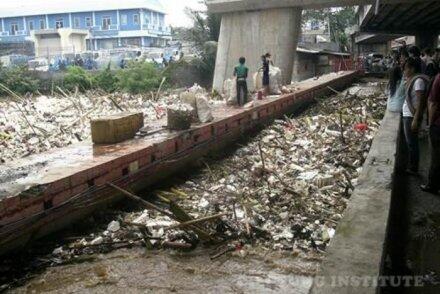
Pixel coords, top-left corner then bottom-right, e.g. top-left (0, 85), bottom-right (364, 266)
top-left (10, 247), bottom-right (316, 293)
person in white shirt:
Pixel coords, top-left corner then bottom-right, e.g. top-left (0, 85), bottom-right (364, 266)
top-left (402, 57), bottom-right (429, 174)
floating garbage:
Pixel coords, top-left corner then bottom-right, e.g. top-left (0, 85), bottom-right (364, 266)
top-left (39, 81), bottom-right (387, 262)
top-left (0, 80), bottom-right (387, 272)
top-left (107, 220), bottom-right (120, 232)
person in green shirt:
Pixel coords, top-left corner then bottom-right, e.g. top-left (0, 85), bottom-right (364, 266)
top-left (233, 57), bottom-right (249, 106)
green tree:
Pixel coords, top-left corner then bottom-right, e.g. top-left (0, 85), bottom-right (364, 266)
top-left (116, 62), bottom-right (162, 94)
top-left (179, 2), bottom-right (221, 52)
top-left (191, 41), bottom-right (218, 85)
top-left (169, 1), bottom-right (221, 88)
top-left (94, 64), bottom-right (118, 93)
top-left (0, 65), bottom-right (40, 95)
top-left (302, 7), bottom-right (356, 51)
top-left (63, 66), bottom-right (94, 91)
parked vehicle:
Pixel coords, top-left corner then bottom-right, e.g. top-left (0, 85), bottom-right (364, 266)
top-left (366, 53), bottom-right (386, 73)
top-left (0, 54), bottom-right (29, 67)
top-left (28, 58), bottom-right (50, 72)
top-left (145, 51), bottom-right (164, 64)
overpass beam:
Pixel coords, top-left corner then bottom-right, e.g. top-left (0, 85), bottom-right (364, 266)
top-left (415, 32), bottom-right (439, 50)
top-left (213, 8), bottom-right (302, 91)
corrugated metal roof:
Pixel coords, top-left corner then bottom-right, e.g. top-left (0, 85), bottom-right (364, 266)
top-left (0, 0), bottom-right (166, 18)
top-left (297, 47), bottom-right (320, 54)
top-left (297, 47), bottom-right (351, 56)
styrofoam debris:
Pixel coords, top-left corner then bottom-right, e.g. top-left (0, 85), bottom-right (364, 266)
top-left (107, 220), bottom-right (120, 232)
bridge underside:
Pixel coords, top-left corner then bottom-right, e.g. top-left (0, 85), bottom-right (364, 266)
top-left (360, 1), bottom-right (440, 35)
top-left (358, 1), bottom-right (440, 49)
top-left (207, 0), bottom-right (417, 13)
top-left (354, 33), bottom-right (404, 45)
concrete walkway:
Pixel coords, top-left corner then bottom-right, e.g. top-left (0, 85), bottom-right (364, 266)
top-left (387, 134), bottom-right (440, 293)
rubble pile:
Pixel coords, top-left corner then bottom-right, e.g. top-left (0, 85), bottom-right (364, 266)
top-left (167, 103), bottom-right (195, 130)
top-left (0, 85), bottom-right (218, 163)
top-left (48, 82), bottom-right (387, 262)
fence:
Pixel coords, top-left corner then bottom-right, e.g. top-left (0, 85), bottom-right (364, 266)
top-left (0, 41), bottom-right (34, 57)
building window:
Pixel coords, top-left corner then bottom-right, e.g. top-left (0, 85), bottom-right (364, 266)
top-left (133, 14), bottom-right (139, 25)
top-left (121, 14), bottom-right (127, 25)
top-left (39, 19), bottom-right (45, 29)
top-left (311, 20), bottom-right (320, 31)
top-left (55, 18), bottom-right (64, 29)
top-left (10, 23), bottom-right (18, 35)
top-left (85, 17), bottom-right (92, 27)
top-left (102, 16), bottom-right (111, 30)
top-left (28, 21), bottom-right (34, 30)
top-left (74, 17), bottom-right (80, 28)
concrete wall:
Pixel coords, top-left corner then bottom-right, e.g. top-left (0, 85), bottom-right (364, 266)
top-left (32, 29), bottom-right (87, 57)
top-left (292, 52), bottom-right (317, 82)
top-left (3, 17), bottom-right (24, 34)
top-left (69, 34), bottom-right (86, 53)
top-left (71, 12), bottom-right (94, 30)
top-left (213, 7), bottom-right (302, 92)
top-left (48, 14), bottom-right (70, 29)
top-left (34, 35), bottom-right (61, 57)
top-left (119, 9), bottom-right (142, 31)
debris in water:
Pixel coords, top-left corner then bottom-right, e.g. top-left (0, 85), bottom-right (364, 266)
top-left (107, 221), bottom-right (120, 232)
top-left (44, 81), bottom-right (386, 260)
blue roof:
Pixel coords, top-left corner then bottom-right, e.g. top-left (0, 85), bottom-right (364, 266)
top-left (0, 0), bottom-right (166, 18)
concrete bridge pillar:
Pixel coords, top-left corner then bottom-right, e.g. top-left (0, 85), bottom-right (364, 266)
top-left (415, 32), bottom-right (439, 50)
top-left (213, 8), bottom-right (302, 92)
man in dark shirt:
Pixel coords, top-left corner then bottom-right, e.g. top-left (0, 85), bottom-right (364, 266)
top-left (233, 57), bottom-right (249, 106)
top-left (422, 48), bottom-right (438, 78)
top-left (409, 46), bottom-right (426, 74)
top-left (421, 73), bottom-right (440, 194)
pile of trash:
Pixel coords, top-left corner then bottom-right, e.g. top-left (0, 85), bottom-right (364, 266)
top-left (47, 81), bottom-right (387, 262)
top-left (223, 66), bottom-right (285, 106)
top-left (177, 84), bottom-right (214, 124)
top-left (0, 85), bottom-right (217, 163)
top-left (254, 66), bottom-right (283, 95)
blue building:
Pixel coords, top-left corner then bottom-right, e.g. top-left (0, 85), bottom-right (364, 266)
top-left (0, 0), bottom-right (171, 53)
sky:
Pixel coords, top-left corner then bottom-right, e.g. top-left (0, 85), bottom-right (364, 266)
top-left (162, 0), bottom-right (207, 28)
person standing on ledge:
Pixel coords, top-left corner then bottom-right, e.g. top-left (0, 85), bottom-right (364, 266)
top-left (421, 73), bottom-right (440, 194)
top-left (233, 57), bottom-right (249, 106)
top-left (387, 65), bottom-right (406, 113)
top-left (402, 57), bottom-right (430, 175)
top-left (261, 53), bottom-right (273, 96)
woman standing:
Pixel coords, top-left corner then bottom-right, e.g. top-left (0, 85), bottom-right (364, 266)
top-left (387, 65), bottom-right (406, 112)
top-left (261, 53), bottom-right (272, 96)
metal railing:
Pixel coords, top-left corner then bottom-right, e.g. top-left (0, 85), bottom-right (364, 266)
top-left (92, 24), bottom-right (120, 31)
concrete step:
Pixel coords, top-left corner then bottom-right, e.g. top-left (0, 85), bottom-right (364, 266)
top-left (91, 112), bottom-right (144, 144)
